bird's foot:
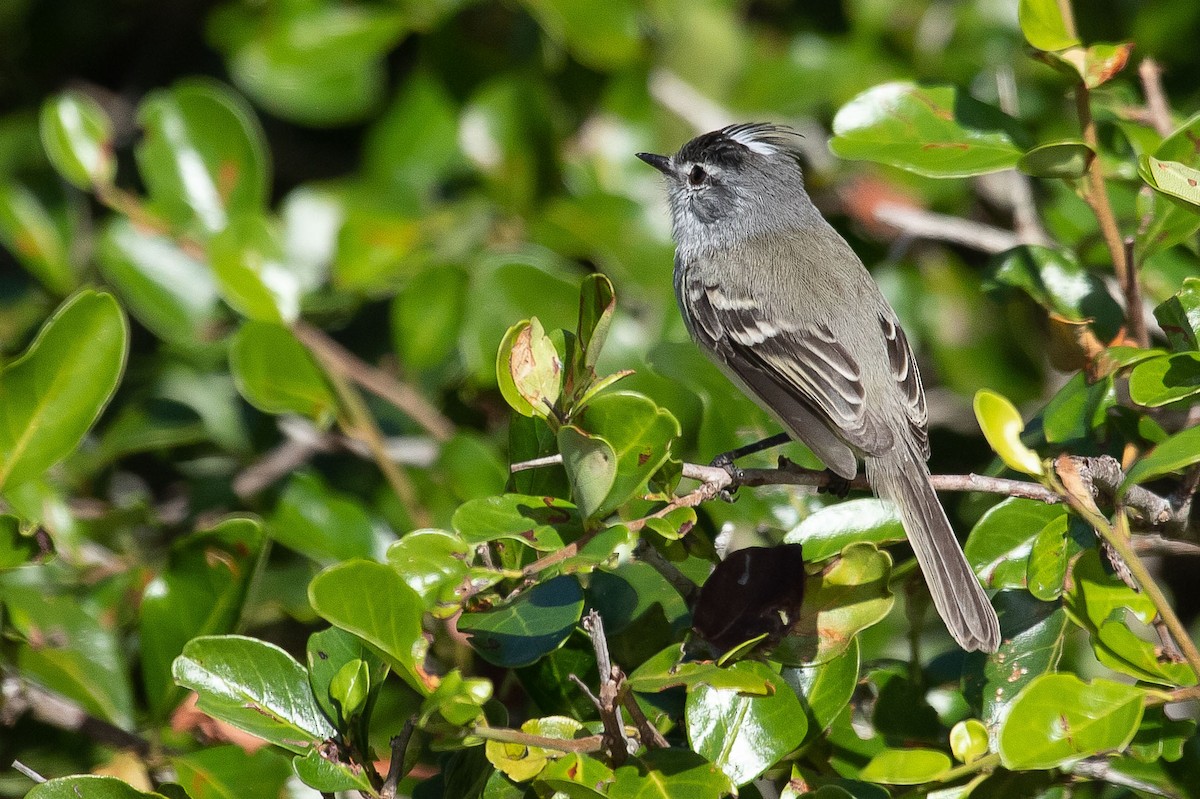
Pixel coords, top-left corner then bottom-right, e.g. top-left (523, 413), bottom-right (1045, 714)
top-left (818, 469), bottom-right (852, 499)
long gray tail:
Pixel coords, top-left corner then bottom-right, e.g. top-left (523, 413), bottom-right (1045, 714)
top-left (867, 444), bottom-right (1000, 653)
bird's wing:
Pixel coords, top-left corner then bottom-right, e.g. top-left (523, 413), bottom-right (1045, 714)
top-left (685, 279), bottom-right (894, 457)
top-left (879, 312), bottom-right (930, 458)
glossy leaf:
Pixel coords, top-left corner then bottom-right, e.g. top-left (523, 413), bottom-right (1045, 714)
top-left (208, 214), bottom-right (300, 324)
top-left (306, 626), bottom-right (388, 731)
top-left (784, 499), bottom-right (905, 562)
top-left (386, 528), bottom-right (473, 609)
top-left (973, 389), bottom-right (1044, 476)
top-left (860, 749), bottom-right (951, 784)
top-left (686, 660), bottom-right (806, 785)
top-left (27, 776), bottom-right (169, 799)
top-left (998, 674), bottom-right (1145, 769)
top-left (420, 668), bottom-right (492, 726)
top-left (135, 79), bottom-right (268, 233)
top-left (1122, 423), bottom-right (1200, 488)
top-left (831, 82), bottom-right (1027, 177)
top-left (458, 575), bottom-right (584, 667)
top-left (230, 321), bottom-right (336, 422)
top-left (0, 181), bottom-right (74, 294)
top-left (140, 518), bottom-right (264, 719)
top-left (951, 719), bottom-right (991, 764)
top-left (172, 635), bottom-right (335, 753)
top-left (0, 291), bottom-right (128, 491)
top-left (452, 493), bottom-right (581, 551)
top-left (270, 472), bottom-right (378, 563)
top-left (965, 500), bottom-right (1069, 589)
top-left (1017, 141), bottom-right (1093, 178)
top-left (776, 543), bottom-right (894, 665)
top-left (1140, 156), bottom-right (1200, 208)
top-left (609, 749), bottom-right (733, 799)
top-left (540, 753), bottom-right (614, 798)
top-left (292, 747), bottom-right (375, 794)
top-left (1025, 514), bottom-right (1069, 600)
top-left (1017, 0), bottom-right (1079, 51)
top-left (1154, 276), bottom-right (1200, 352)
top-left (39, 90), bottom-right (115, 189)
top-left (96, 218), bottom-right (222, 346)
top-left (628, 645), bottom-right (774, 694)
top-left (988, 245), bottom-right (1121, 328)
top-left (569, 391), bottom-right (681, 518)
top-left (497, 317), bottom-right (562, 418)
top-left (558, 424), bottom-right (617, 520)
top-left (308, 560), bottom-right (429, 692)
top-left (1128, 352), bottom-right (1200, 407)
top-left (781, 637), bottom-right (860, 738)
top-left (577, 272), bottom-right (616, 373)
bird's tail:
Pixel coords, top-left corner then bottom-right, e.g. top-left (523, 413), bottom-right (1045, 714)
top-left (867, 443), bottom-right (1000, 653)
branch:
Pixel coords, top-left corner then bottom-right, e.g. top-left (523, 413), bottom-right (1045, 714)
top-left (870, 203), bottom-right (1020, 254)
top-left (1122, 236), bottom-right (1151, 347)
top-left (470, 726), bottom-right (604, 754)
top-left (293, 322), bottom-right (455, 443)
top-left (380, 717), bottom-right (417, 799)
top-left (1138, 58), bottom-right (1174, 137)
top-left (581, 611), bottom-right (635, 764)
top-left (1, 672), bottom-right (157, 757)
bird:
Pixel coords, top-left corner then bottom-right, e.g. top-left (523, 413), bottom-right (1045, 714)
top-left (637, 123), bottom-right (1000, 653)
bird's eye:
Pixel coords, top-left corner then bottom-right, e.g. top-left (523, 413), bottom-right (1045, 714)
top-left (688, 165), bottom-right (708, 186)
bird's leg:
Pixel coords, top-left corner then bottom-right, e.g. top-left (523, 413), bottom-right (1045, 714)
top-left (709, 432), bottom-right (791, 502)
top-left (819, 470), bottom-right (853, 499)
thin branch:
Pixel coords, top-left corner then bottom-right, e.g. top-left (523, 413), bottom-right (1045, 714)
top-left (11, 760), bottom-right (46, 784)
top-left (1, 673), bottom-right (157, 757)
top-left (380, 717), bottom-right (417, 799)
top-left (470, 726), bottom-right (604, 754)
top-left (293, 322), bottom-right (455, 443)
top-left (871, 203), bottom-right (1020, 254)
top-left (1138, 58), bottom-right (1174, 137)
top-left (1071, 756), bottom-right (1182, 798)
top-left (1053, 456), bottom-right (1200, 675)
top-left (1123, 237), bottom-right (1150, 347)
top-left (1133, 534), bottom-right (1200, 558)
top-left (582, 611), bottom-right (634, 763)
top-left (510, 453), bottom-right (565, 473)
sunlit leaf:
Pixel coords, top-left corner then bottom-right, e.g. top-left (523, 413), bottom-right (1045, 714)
top-left (973, 389), bottom-right (1044, 476)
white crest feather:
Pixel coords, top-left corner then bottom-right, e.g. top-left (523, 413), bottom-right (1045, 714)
top-left (722, 123), bottom-right (796, 156)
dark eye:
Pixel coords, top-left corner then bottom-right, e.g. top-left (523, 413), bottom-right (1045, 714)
top-left (688, 165), bottom-right (708, 186)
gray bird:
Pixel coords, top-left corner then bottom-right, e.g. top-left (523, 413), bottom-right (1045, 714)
top-left (638, 123), bottom-right (1000, 653)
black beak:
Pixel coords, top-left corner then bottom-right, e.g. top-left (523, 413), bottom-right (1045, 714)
top-left (636, 152), bottom-right (673, 175)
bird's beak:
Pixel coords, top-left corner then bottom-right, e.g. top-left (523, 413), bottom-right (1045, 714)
top-left (636, 152), bottom-right (673, 176)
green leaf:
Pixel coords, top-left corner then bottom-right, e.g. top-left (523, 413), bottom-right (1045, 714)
top-left (208, 214), bottom-right (300, 323)
top-left (628, 646), bottom-right (774, 694)
top-left (577, 272), bottom-right (616, 373)
top-left (497, 317), bottom-right (563, 418)
top-left (973, 389), bottom-right (1044, 476)
top-left (363, 71), bottom-right (463, 199)
top-left (292, 747), bottom-right (375, 794)
top-left (1129, 352), bottom-right (1200, 407)
top-left (140, 518), bottom-right (264, 720)
top-left (458, 575), bottom-right (584, 667)
top-left (569, 391), bottom-right (681, 518)
top-left (391, 265), bottom-right (468, 370)
top-left (420, 668), bottom-right (492, 726)
top-left (172, 745), bottom-right (292, 799)
top-left (951, 718), bottom-right (991, 764)
top-left (0, 515), bottom-right (43, 569)
top-left (452, 494), bottom-right (582, 552)
top-left (1, 571), bottom-right (135, 727)
top-left (558, 424), bottom-right (617, 520)
top-left (1140, 156), bottom-right (1200, 208)
top-left (230, 321), bottom-right (336, 422)
top-left (39, 90), bottom-right (115, 189)
top-left (486, 716), bottom-right (586, 782)
top-left (135, 78), bottom-right (268, 233)
top-left (965, 500), bottom-right (1069, 589)
top-left (270, 472), bottom-right (378, 564)
top-left (386, 528), bottom-right (473, 610)
top-left (781, 637), bottom-right (860, 740)
top-left (0, 290), bottom-right (128, 491)
top-left (609, 749), bottom-right (733, 799)
top-left (172, 635), bottom-right (335, 753)
top-left (988, 245), bottom-right (1122, 328)
top-left (859, 748), bottom-right (952, 784)
top-left (775, 543), bottom-right (894, 665)
top-left (27, 776), bottom-right (170, 799)
top-left (998, 674), bottom-right (1145, 769)
top-left (686, 660), bottom-right (806, 785)
top-left (96, 219), bottom-right (222, 346)
top-left (0, 181), bottom-right (74, 295)
top-left (1154, 277), bottom-right (1200, 352)
top-left (831, 82), bottom-right (1027, 178)
top-left (308, 559), bottom-right (429, 692)
top-left (1122, 423), bottom-right (1200, 488)
top-left (1017, 141), bottom-right (1094, 178)
top-left (208, 2), bottom-right (409, 127)
top-left (1043, 42), bottom-right (1134, 88)
top-left (330, 659), bottom-right (371, 720)
top-left (1017, 0), bottom-right (1080, 50)
top-left (784, 499), bottom-right (905, 562)
top-left (306, 626), bottom-right (389, 737)
top-left (520, 0), bottom-right (641, 71)
top-left (1025, 515), bottom-right (1069, 601)
top-left (540, 752), bottom-right (614, 798)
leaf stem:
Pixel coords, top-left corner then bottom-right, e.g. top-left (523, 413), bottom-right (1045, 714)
top-left (935, 752), bottom-right (1000, 783)
top-left (470, 726), bottom-right (605, 753)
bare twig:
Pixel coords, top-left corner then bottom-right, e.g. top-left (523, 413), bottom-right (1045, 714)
top-left (11, 760), bottom-right (46, 784)
top-left (510, 454), bottom-right (565, 473)
top-left (1071, 756), bottom-right (1182, 798)
top-left (293, 322), bottom-right (455, 443)
top-left (870, 203), bottom-right (1020, 254)
top-left (1, 672), bottom-right (156, 757)
top-left (380, 717), bottom-right (417, 799)
top-left (470, 726), bottom-right (604, 754)
top-left (1123, 237), bottom-right (1150, 347)
top-left (633, 538), bottom-right (701, 605)
top-left (1133, 534), bottom-right (1200, 557)
top-left (1138, 58), bottom-right (1174, 137)
top-left (582, 611), bottom-right (635, 763)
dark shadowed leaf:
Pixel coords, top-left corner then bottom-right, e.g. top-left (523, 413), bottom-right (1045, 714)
top-left (965, 499), bottom-right (1067, 589)
top-left (458, 575), bottom-right (584, 667)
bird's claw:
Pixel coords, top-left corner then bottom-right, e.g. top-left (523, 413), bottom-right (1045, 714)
top-left (818, 469), bottom-right (852, 499)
